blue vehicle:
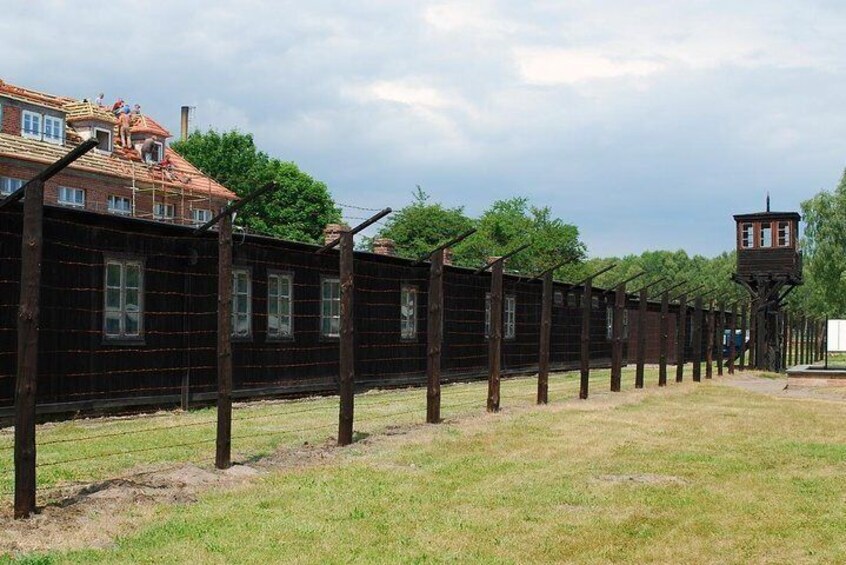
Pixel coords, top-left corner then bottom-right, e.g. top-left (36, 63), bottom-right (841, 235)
top-left (722, 329), bottom-right (747, 357)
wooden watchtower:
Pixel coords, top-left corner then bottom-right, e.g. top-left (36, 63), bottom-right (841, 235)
top-left (732, 198), bottom-right (802, 372)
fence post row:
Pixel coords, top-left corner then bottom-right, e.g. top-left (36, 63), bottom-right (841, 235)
top-left (316, 207), bottom-right (392, 445)
top-left (215, 213), bottom-right (234, 468)
top-left (675, 293), bottom-right (688, 382)
top-left (633, 277), bottom-right (665, 389)
top-left (532, 254), bottom-right (578, 405)
top-left (610, 284), bottom-right (625, 392)
top-left (739, 304), bottom-right (748, 371)
top-left (728, 301), bottom-right (738, 374)
top-left (580, 278), bottom-right (593, 399)
top-left (414, 228), bottom-right (476, 424)
top-left (487, 259), bottom-right (504, 412)
top-left (338, 229), bottom-right (355, 445)
top-left (692, 295), bottom-right (704, 382)
top-left (706, 298), bottom-right (715, 379)
top-left (716, 299), bottom-right (725, 377)
top-left (659, 289), bottom-right (670, 386)
top-left (2, 139), bottom-right (99, 520)
top-left (537, 271), bottom-right (553, 404)
top-left (426, 249), bottom-right (444, 423)
top-left (13, 180), bottom-right (44, 520)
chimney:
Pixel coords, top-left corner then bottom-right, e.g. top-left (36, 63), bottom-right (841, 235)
top-left (372, 238), bottom-right (396, 256)
top-left (323, 223), bottom-right (350, 246)
top-left (180, 106), bottom-right (191, 141)
top-left (443, 247), bottom-right (454, 266)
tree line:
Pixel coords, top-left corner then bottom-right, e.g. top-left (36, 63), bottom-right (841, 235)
top-left (175, 129), bottom-right (842, 311)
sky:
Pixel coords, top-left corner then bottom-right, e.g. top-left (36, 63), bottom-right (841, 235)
top-left (3, 1), bottom-right (846, 258)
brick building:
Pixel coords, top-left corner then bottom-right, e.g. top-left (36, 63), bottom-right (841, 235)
top-left (0, 79), bottom-right (235, 223)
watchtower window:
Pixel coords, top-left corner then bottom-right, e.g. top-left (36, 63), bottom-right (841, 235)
top-left (759, 223), bottom-right (773, 248)
top-left (741, 223), bottom-right (753, 248)
top-left (777, 221), bottom-right (791, 247)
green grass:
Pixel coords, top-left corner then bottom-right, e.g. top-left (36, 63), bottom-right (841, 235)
top-left (5, 366), bottom-right (846, 563)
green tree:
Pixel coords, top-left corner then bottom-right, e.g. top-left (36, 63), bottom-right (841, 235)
top-left (790, 170), bottom-right (846, 317)
top-left (367, 187), bottom-right (476, 261)
top-left (461, 197), bottom-right (586, 274)
top-left (172, 129), bottom-right (340, 243)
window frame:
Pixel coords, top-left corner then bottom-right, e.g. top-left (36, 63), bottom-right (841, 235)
top-left (43, 115), bottom-right (64, 145)
top-left (266, 271), bottom-right (294, 341)
top-left (191, 208), bottom-right (212, 225)
top-left (0, 176), bottom-right (24, 196)
top-left (103, 256), bottom-right (144, 343)
top-left (504, 294), bottom-right (516, 340)
top-left (400, 284), bottom-right (419, 341)
top-left (107, 194), bottom-right (132, 216)
top-left (57, 186), bottom-right (85, 208)
top-left (93, 127), bottom-right (113, 153)
top-left (153, 202), bottom-right (176, 221)
top-left (777, 221), bottom-right (791, 247)
top-left (21, 110), bottom-right (42, 140)
top-left (320, 276), bottom-right (342, 339)
top-left (759, 222), bottom-right (773, 248)
top-left (740, 223), bottom-right (754, 249)
top-left (232, 267), bottom-right (253, 340)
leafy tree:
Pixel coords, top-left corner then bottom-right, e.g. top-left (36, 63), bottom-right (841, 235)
top-left (789, 170), bottom-right (846, 317)
top-left (366, 187), bottom-right (476, 261)
top-left (460, 197), bottom-right (586, 274)
top-left (172, 129), bottom-right (340, 243)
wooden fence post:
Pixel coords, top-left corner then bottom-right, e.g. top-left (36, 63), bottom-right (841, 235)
top-left (728, 302), bottom-right (737, 374)
top-left (781, 310), bottom-right (790, 371)
top-left (14, 180), bottom-right (44, 519)
top-left (537, 271), bottom-right (552, 404)
top-left (716, 299), bottom-right (725, 376)
top-left (610, 284), bottom-right (625, 392)
top-left (580, 278), bottom-right (592, 399)
top-left (739, 304), bottom-right (748, 371)
top-left (487, 260), bottom-right (503, 412)
top-left (659, 290), bottom-right (669, 386)
top-left (338, 230), bottom-right (355, 445)
top-left (426, 249), bottom-right (444, 423)
top-left (635, 287), bottom-right (648, 389)
top-left (798, 316), bottom-right (805, 366)
top-left (692, 296), bottom-right (703, 382)
top-left (705, 299), bottom-right (714, 379)
top-left (215, 213), bottom-right (233, 470)
top-left (676, 294), bottom-right (688, 383)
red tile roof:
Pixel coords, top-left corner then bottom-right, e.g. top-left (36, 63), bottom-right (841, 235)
top-left (0, 133), bottom-right (235, 201)
top-left (129, 114), bottom-right (171, 138)
top-left (0, 80), bottom-right (74, 110)
top-left (0, 79), bottom-right (235, 202)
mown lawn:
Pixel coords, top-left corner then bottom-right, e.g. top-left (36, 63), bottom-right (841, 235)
top-left (4, 368), bottom-right (846, 563)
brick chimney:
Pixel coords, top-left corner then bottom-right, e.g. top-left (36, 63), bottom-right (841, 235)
top-left (443, 247), bottom-right (454, 266)
top-left (323, 223), bottom-right (350, 246)
top-left (372, 238), bottom-right (396, 256)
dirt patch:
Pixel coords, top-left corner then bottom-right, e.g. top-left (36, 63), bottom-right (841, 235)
top-left (594, 473), bottom-right (689, 486)
top-left (720, 373), bottom-right (846, 403)
top-left (0, 462), bottom-right (261, 554)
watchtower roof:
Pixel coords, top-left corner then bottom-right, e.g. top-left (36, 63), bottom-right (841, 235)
top-left (733, 211), bottom-right (801, 223)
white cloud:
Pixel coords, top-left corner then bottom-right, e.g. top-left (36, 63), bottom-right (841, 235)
top-left (515, 48), bottom-right (665, 85)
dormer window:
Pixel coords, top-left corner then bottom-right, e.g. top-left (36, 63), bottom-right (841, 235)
top-left (21, 111), bottom-right (42, 140)
top-left (94, 127), bottom-right (112, 152)
top-left (21, 110), bottom-right (64, 145)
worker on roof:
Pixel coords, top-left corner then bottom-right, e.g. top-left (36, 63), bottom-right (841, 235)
top-left (111, 98), bottom-right (124, 116)
top-left (133, 104), bottom-right (142, 115)
top-left (95, 93), bottom-right (104, 107)
top-left (140, 137), bottom-right (156, 165)
top-left (118, 110), bottom-right (132, 150)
